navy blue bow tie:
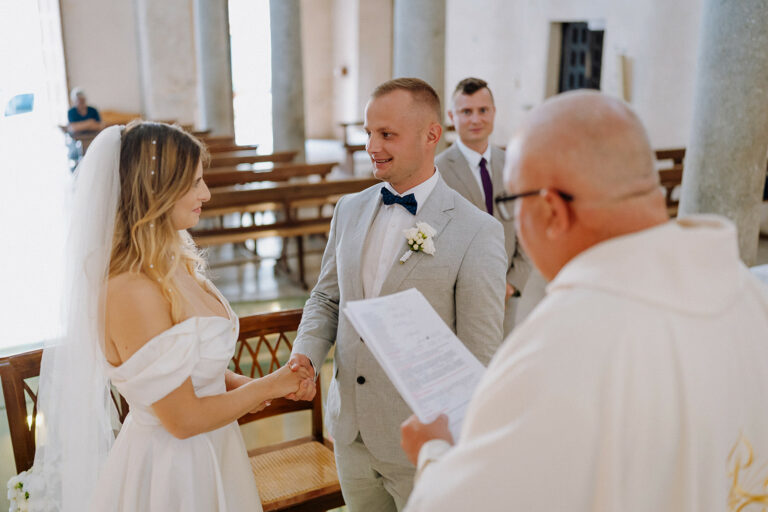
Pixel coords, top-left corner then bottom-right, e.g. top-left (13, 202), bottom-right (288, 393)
top-left (380, 187), bottom-right (417, 215)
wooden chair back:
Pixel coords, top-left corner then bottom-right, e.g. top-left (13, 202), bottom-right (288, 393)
top-left (0, 310), bottom-right (325, 471)
top-left (231, 309), bottom-right (323, 442)
top-left (0, 349), bottom-right (129, 473)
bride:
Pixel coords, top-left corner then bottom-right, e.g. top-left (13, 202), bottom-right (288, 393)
top-left (30, 121), bottom-right (312, 511)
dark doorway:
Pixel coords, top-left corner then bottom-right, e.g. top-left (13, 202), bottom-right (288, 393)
top-left (559, 22), bottom-right (604, 92)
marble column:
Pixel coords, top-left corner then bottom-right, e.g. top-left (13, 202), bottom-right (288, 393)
top-left (194, 0), bottom-right (235, 136)
top-left (392, 0), bottom-right (446, 114)
top-left (678, 0), bottom-right (768, 264)
top-left (135, 0), bottom-right (198, 126)
top-left (270, 0), bottom-right (306, 161)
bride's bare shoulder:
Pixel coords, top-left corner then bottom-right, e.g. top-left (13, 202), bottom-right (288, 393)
top-left (106, 272), bottom-right (173, 363)
top-left (108, 272), bottom-right (167, 307)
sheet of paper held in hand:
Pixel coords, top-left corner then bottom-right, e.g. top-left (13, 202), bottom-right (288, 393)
top-left (344, 288), bottom-right (486, 439)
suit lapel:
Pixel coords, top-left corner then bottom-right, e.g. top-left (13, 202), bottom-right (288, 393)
top-left (490, 146), bottom-right (506, 199)
top-left (445, 145), bottom-right (485, 207)
top-left (346, 184), bottom-right (385, 300)
top-left (378, 178), bottom-right (454, 296)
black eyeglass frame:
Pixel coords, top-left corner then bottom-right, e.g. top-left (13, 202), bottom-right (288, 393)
top-left (494, 189), bottom-right (574, 221)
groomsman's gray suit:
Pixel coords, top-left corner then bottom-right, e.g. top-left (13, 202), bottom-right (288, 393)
top-left (436, 143), bottom-right (547, 334)
top-left (292, 175), bottom-right (506, 506)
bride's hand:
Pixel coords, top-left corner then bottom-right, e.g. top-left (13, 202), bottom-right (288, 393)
top-left (268, 364), bottom-right (313, 397)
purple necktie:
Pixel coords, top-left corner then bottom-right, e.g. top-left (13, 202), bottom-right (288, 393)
top-left (479, 157), bottom-right (494, 215)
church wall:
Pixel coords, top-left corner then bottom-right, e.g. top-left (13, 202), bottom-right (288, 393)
top-left (59, 0), bottom-right (143, 114)
top-left (356, 0), bottom-right (393, 119)
top-left (331, 0), bottom-right (360, 127)
top-left (445, 0), bottom-right (703, 149)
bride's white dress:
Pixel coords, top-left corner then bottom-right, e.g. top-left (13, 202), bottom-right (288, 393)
top-left (90, 286), bottom-right (262, 511)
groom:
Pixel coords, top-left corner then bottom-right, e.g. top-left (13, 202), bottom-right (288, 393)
top-left (287, 78), bottom-right (507, 511)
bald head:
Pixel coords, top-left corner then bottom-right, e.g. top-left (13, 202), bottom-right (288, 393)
top-left (505, 91), bottom-right (668, 280)
top-left (512, 90), bottom-right (659, 201)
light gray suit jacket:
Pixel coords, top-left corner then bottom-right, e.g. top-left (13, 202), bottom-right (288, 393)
top-left (292, 176), bottom-right (506, 467)
top-left (436, 144), bottom-right (546, 333)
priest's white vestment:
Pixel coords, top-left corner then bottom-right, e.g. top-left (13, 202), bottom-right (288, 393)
top-left (406, 215), bottom-right (768, 512)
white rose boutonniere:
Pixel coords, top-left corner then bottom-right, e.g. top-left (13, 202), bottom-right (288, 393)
top-left (400, 222), bottom-right (437, 264)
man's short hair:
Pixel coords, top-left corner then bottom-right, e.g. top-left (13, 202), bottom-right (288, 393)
top-left (452, 77), bottom-right (495, 104)
top-left (371, 78), bottom-right (441, 122)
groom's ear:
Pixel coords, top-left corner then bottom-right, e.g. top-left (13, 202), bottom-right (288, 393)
top-left (425, 121), bottom-right (442, 147)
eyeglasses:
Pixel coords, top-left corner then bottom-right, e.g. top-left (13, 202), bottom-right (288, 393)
top-left (494, 189), bottom-right (574, 221)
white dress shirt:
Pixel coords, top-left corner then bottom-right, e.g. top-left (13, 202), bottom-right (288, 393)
top-left (361, 170), bottom-right (440, 298)
top-left (406, 215), bottom-right (768, 512)
top-left (454, 137), bottom-right (492, 196)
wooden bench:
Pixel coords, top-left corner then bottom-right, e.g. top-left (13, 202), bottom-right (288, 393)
top-left (655, 147), bottom-right (686, 166)
top-left (210, 150), bottom-right (298, 169)
top-left (204, 162), bottom-right (337, 189)
top-left (208, 143), bottom-right (261, 153)
top-left (0, 310), bottom-right (344, 512)
top-left (192, 178), bottom-right (379, 287)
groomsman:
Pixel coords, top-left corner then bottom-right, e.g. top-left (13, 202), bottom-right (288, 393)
top-left (287, 78), bottom-right (507, 511)
top-left (437, 78), bottom-right (546, 334)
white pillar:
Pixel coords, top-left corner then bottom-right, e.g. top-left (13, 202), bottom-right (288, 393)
top-left (135, 0), bottom-right (198, 126)
top-left (270, 0), bottom-right (306, 161)
top-left (393, 0), bottom-right (446, 112)
top-left (678, 0), bottom-right (768, 264)
top-left (194, 0), bottom-right (235, 136)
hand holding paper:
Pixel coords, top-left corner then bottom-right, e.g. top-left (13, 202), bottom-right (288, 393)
top-left (344, 288), bottom-right (486, 439)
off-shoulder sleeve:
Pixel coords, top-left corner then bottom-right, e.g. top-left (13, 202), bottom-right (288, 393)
top-left (107, 318), bottom-right (202, 406)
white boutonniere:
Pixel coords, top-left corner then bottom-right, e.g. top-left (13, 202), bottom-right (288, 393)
top-left (399, 222), bottom-right (436, 264)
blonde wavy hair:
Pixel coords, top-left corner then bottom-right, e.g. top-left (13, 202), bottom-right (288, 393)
top-left (109, 120), bottom-right (210, 323)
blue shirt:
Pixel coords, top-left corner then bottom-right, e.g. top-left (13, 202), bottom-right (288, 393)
top-left (68, 106), bottom-right (101, 123)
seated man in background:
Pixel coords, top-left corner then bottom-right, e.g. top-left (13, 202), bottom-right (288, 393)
top-left (67, 87), bottom-right (102, 133)
top-left (401, 90), bottom-right (768, 511)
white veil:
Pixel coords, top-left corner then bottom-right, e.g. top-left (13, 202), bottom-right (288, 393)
top-left (31, 125), bottom-right (123, 511)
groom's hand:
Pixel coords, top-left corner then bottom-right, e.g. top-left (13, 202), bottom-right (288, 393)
top-left (401, 414), bottom-right (454, 466)
top-left (285, 353), bottom-right (316, 401)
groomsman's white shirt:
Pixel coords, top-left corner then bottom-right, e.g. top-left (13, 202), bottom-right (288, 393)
top-left (405, 215), bottom-right (768, 512)
top-left (453, 137), bottom-right (492, 197)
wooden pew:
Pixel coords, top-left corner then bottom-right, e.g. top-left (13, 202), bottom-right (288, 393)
top-left (207, 143), bottom-right (260, 154)
top-left (204, 162), bottom-right (337, 188)
top-left (658, 164), bottom-right (684, 216)
top-left (655, 148), bottom-right (686, 166)
top-left (192, 178), bottom-right (379, 287)
top-left (210, 150), bottom-right (298, 168)
top-left (0, 310), bottom-right (344, 512)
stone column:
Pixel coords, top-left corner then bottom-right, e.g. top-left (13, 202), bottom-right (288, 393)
top-left (678, 0), bottom-right (768, 265)
top-left (135, 0), bottom-right (198, 126)
top-left (392, 0), bottom-right (446, 115)
top-left (270, 0), bottom-right (306, 161)
top-left (194, 0), bottom-right (235, 136)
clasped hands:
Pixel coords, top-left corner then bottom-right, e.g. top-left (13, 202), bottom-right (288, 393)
top-left (284, 353), bottom-right (318, 401)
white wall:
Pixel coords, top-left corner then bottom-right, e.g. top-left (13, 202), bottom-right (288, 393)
top-left (60, 0), bottom-right (143, 113)
top-left (356, 0), bottom-right (393, 117)
top-left (332, 0), bottom-right (360, 127)
top-left (445, 0), bottom-right (703, 149)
